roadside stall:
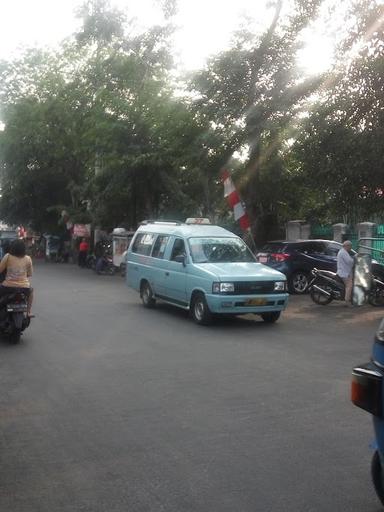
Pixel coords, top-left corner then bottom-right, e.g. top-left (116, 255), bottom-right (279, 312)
top-left (112, 228), bottom-right (135, 274)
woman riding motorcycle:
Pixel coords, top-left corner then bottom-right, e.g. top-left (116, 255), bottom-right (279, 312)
top-left (0, 239), bottom-right (33, 316)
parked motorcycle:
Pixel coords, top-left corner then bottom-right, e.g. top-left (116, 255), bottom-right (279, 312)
top-left (0, 289), bottom-right (31, 343)
top-left (308, 268), bottom-right (384, 306)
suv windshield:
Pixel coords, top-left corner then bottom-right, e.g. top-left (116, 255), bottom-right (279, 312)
top-left (189, 237), bottom-right (255, 263)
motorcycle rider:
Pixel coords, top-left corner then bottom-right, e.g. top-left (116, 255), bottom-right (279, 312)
top-left (0, 239), bottom-right (33, 316)
top-left (337, 240), bottom-right (354, 305)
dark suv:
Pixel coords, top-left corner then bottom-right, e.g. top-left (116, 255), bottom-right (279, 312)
top-left (256, 239), bottom-right (384, 294)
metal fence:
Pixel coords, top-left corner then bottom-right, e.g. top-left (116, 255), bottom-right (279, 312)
top-left (309, 224), bottom-right (384, 260)
top-left (310, 225), bottom-right (333, 240)
top-left (372, 225), bottom-right (384, 264)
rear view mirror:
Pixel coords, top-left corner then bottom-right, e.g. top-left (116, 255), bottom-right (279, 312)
top-left (353, 254), bottom-right (372, 306)
top-left (174, 254), bottom-right (186, 266)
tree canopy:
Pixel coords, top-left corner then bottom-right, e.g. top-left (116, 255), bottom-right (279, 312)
top-left (0, 0), bottom-right (383, 243)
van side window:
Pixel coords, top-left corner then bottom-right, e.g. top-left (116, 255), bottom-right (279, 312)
top-left (152, 235), bottom-right (169, 259)
top-left (170, 238), bottom-right (185, 261)
top-left (131, 233), bottom-right (156, 255)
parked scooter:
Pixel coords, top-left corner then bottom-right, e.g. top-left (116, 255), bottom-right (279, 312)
top-left (352, 318), bottom-right (384, 505)
top-left (308, 267), bottom-right (384, 306)
top-left (0, 289), bottom-right (31, 343)
top-left (95, 255), bottom-right (116, 275)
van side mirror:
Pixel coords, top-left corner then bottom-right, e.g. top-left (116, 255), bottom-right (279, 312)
top-left (353, 254), bottom-right (372, 306)
top-left (174, 254), bottom-right (186, 266)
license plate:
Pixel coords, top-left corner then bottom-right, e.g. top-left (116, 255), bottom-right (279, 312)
top-left (245, 298), bottom-right (267, 306)
top-left (7, 304), bottom-right (27, 312)
top-left (259, 256), bottom-right (268, 263)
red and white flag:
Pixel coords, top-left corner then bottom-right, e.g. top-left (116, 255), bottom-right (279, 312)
top-left (222, 169), bottom-right (250, 230)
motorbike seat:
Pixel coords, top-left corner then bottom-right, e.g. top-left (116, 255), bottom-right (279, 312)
top-left (314, 269), bottom-right (336, 278)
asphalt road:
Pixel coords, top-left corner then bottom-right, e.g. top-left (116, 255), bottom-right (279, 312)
top-left (0, 262), bottom-right (383, 512)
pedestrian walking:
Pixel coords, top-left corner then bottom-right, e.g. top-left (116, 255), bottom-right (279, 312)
top-left (337, 240), bottom-right (354, 305)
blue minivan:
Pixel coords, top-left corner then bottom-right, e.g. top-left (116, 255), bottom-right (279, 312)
top-left (126, 220), bottom-right (289, 324)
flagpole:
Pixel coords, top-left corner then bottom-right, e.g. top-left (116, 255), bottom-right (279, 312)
top-left (221, 168), bottom-right (257, 254)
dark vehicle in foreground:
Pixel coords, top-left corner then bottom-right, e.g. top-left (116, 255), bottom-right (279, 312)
top-left (0, 289), bottom-right (31, 343)
top-left (352, 317), bottom-right (384, 506)
top-left (256, 239), bottom-right (384, 294)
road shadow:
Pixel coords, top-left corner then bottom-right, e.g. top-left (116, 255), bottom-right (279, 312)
top-left (0, 334), bottom-right (24, 349)
top-left (146, 301), bottom-right (278, 330)
top-left (287, 294), bottom-right (384, 326)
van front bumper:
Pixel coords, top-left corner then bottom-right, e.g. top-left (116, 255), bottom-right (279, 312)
top-left (205, 293), bottom-right (289, 314)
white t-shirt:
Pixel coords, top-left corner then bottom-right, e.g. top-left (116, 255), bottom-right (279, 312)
top-left (337, 248), bottom-right (354, 278)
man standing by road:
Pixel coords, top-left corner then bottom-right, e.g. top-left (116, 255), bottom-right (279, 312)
top-left (78, 238), bottom-right (89, 268)
top-left (337, 240), bottom-right (354, 305)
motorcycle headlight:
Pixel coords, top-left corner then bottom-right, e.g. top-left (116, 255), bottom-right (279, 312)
top-left (274, 281), bottom-right (286, 291)
top-left (212, 282), bottom-right (235, 293)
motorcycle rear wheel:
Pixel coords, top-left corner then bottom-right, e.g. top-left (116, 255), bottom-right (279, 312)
top-left (310, 287), bottom-right (333, 305)
top-left (9, 328), bottom-right (21, 344)
top-left (369, 289), bottom-right (384, 307)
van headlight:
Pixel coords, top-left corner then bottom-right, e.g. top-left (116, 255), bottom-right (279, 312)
top-left (274, 281), bottom-right (286, 291)
top-left (212, 282), bottom-right (235, 293)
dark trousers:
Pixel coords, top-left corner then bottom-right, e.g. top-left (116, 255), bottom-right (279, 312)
top-left (78, 251), bottom-right (87, 267)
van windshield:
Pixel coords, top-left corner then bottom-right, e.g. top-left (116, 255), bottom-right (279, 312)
top-left (189, 237), bottom-right (255, 263)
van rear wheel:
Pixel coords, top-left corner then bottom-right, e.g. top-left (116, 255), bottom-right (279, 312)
top-left (191, 293), bottom-right (212, 325)
top-left (141, 281), bottom-right (156, 308)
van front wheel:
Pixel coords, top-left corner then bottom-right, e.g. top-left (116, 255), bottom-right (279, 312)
top-left (191, 293), bottom-right (212, 325)
top-left (261, 311), bottom-right (281, 323)
top-left (141, 281), bottom-right (156, 308)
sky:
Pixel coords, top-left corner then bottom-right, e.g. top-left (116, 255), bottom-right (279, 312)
top-left (0, 0), bottom-right (340, 74)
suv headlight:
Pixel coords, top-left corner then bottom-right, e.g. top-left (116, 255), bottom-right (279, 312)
top-left (212, 282), bottom-right (235, 293)
top-left (274, 281), bottom-right (286, 291)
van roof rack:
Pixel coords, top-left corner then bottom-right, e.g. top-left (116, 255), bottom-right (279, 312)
top-left (139, 220), bottom-right (184, 226)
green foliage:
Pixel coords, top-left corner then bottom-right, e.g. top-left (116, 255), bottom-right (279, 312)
top-left (293, 0), bottom-right (384, 223)
top-left (0, 0), bottom-right (383, 241)
top-left (0, 0), bottom-right (209, 231)
top-left (189, 0), bottom-right (323, 242)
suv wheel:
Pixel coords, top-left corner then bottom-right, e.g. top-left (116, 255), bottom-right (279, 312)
top-left (290, 271), bottom-right (309, 294)
top-left (191, 293), bottom-right (212, 325)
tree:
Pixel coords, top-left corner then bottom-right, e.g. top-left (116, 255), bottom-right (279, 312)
top-left (293, 0), bottom-right (384, 223)
top-left (0, 0), bottom-right (214, 231)
top-left (188, 0), bottom-right (323, 242)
